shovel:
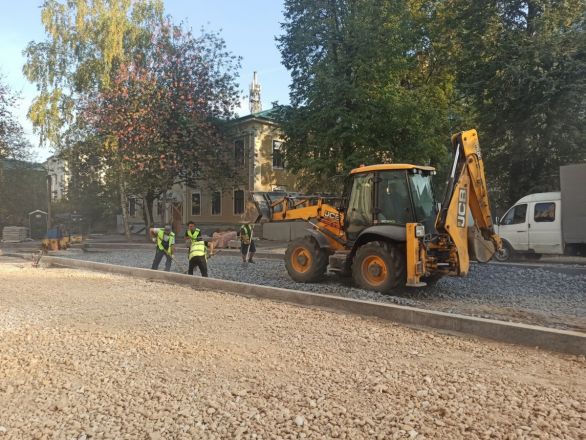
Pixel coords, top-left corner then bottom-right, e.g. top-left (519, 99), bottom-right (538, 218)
top-left (168, 252), bottom-right (188, 274)
top-left (244, 226), bottom-right (254, 265)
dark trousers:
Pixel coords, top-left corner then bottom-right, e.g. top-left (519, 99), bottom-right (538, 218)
top-left (188, 256), bottom-right (208, 277)
top-left (152, 248), bottom-right (172, 271)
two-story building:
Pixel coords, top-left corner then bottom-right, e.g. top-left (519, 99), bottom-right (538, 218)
top-left (124, 72), bottom-right (300, 231)
top-left (126, 107), bottom-right (298, 230)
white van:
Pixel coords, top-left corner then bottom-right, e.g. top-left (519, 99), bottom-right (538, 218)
top-left (495, 164), bottom-right (586, 261)
top-left (495, 192), bottom-right (562, 261)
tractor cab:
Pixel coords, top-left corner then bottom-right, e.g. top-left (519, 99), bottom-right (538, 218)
top-left (344, 164), bottom-right (437, 240)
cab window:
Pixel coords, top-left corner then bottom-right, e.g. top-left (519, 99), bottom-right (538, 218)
top-left (376, 171), bottom-right (412, 225)
top-left (345, 173), bottom-right (374, 238)
top-left (534, 202), bottom-right (555, 222)
top-left (501, 204), bottom-right (527, 225)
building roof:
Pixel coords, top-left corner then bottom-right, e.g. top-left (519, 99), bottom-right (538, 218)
top-left (0, 158), bottom-right (45, 172)
top-left (228, 107), bottom-right (280, 127)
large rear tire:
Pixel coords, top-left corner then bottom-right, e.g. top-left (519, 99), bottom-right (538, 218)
top-left (285, 237), bottom-right (329, 283)
top-left (352, 242), bottom-right (406, 294)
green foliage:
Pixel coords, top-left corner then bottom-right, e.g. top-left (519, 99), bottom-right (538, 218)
top-left (0, 160), bottom-right (47, 229)
top-left (25, 1), bottom-right (241, 234)
top-left (23, 0), bottom-right (165, 146)
top-left (277, 0), bottom-right (458, 192)
top-left (0, 78), bottom-right (32, 160)
top-left (60, 133), bottom-right (119, 229)
top-left (443, 0), bottom-right (586, 209)
top-left (80, 23), bottom-right (241, 204)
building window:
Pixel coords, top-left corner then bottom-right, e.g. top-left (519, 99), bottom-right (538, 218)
top-left (211, 191), bottom-right (222, 215)
top-left (128, 197), bottom-right (136, 217)
top-left (534, 202), bottom-right (555, 222)
top-left (234, 139), bottom-right (245, 167)
top-left (234, 189), bottom-right (245, 215)
top-left (191, 192), bottom-right (201, 216)
top-left (272, 140), bottom-right (284, 169)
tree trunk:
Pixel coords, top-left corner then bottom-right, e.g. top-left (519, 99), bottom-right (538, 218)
top-left (119, 178), bottom-right (131, 240)
top-left (146, 193), bottom-right (156, 227)
top-left (141, 196), bottom-right (150, 241)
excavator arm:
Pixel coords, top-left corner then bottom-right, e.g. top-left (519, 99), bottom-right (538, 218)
top-left (434, 129), bottom-right (502, 275)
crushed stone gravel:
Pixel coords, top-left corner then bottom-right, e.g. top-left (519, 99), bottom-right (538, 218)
top-left (64, 249), bottom-right (586, 332)
top-left (0, 263), bottom-right (584, 439)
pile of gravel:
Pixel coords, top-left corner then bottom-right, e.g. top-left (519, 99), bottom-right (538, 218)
top-left (66, 249), bottom-right (586, 331)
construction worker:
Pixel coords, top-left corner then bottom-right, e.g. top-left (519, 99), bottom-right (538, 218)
top-left (240, 223), bottom-right (256, 263)
top-left (184, 221), bottom-right (201, 244)
top-left (150, 225), bottom-right (175, 271)
top-left (188, 236), bottom-right (212, 277)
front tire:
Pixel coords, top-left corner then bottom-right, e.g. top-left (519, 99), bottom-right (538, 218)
top-left (494, 241), bottom-right (513, 262)
top-left (285, 237), bottom-right (329, 283)
top-left (352, 242), bottom-right (405, 294)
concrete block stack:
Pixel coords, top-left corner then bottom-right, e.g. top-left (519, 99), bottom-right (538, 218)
top-left (2, 226), bottom-right (28, 242)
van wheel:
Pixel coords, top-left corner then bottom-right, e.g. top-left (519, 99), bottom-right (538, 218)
top-left (494, 242), bottom-right (513, 262)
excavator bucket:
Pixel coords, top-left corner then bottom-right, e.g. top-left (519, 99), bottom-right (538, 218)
top-left (251, 192), bottom-right (288, 223)
top-left (251, 192), bottom-right (272, 223)
top-left (469, 225), bottom-right (496, 263)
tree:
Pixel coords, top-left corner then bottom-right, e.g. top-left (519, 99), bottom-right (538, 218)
top-left (276, 0), bottom-right (459, 192)
top-left (446, 0), bottom-right (586, 209)
top-left (60, 132), bottom-right (119, 232)
top-left (25, 1), bottom-right (241, 238)
top-left (0, 78), bottom-right (31, 160)
top-left (80, 23), bottom-right (241, 230)
top-left (0, 77), bottom-right (38, 229)
top-left (24, 0), bottom-right (166, 237)
top-left (23, 0), bottom-right (165, 147)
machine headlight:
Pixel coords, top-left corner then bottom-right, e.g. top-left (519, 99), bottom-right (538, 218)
top-left (415, 224), bottom-right (425, 238)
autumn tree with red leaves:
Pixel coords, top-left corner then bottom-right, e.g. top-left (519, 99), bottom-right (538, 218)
top-left (81, 24), bottom-right (241, 234)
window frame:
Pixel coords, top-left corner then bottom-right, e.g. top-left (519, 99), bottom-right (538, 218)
top-left (501, 203), bottom-right (527, 225)
top-left (211, 191), bottom-right (222, 216)
top-left (272, 140), bottom-right (284, 169)
top-left (233, 189), bottom-right (245, 215)
top-left (191, 191), bottom-right (201, 216)
top-left (534, 202), bottom-right (556, 223)
top-left (234, 139), bottom-right (245, 167)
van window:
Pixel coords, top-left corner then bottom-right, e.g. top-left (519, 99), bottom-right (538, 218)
top-left (534, 202), bottom-right (555, 222)
top-left (501, 204), bottom-right (527, 225)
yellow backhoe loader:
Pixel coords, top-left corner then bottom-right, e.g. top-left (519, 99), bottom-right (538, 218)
top-left (253, 129), bottom-right (502, 292)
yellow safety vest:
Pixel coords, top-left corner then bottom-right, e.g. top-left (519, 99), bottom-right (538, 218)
top-left (189, 240), bottom-right (207, 259)
top-left (157, 230), bottom-right (175, 252)
top-left (186, 228), bottom-right (201, 241)
top-left (240, 224), bottom-right (252, 245)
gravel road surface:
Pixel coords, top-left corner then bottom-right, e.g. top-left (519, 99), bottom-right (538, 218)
top-left (65, 249), bottom-right (586, 332)
top-left (0, 262), bottom-right (584, 439)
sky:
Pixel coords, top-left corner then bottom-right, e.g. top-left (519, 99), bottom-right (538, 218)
top-left (0, 0), bottom-right (291, 162)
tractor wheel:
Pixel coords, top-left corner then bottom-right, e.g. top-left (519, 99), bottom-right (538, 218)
top-left (352, 242), bottom-right (406, 294)
top-left (285, 237), bottom-right (329, 283)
